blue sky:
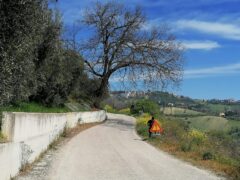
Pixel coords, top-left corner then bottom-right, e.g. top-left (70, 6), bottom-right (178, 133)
top-left (56, 0), bottom-right (240, 100)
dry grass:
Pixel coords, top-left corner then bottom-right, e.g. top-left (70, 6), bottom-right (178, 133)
top-left (153, 142), bottom-right (231, 178)
top-left (136, 114), bottom-right (240, 180)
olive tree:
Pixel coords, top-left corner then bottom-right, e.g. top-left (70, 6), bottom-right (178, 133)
top-left (80, 2), bottom-right (183, 99)
top-left (0, 0), bottom-right (49, 105)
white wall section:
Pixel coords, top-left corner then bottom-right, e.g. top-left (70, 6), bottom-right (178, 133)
top-left (0, 110), bottom-right (106, 180)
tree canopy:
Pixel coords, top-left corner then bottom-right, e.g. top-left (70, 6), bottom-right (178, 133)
top-left (80, 2), bottom-right (183, 98)
top-left (0, 0), bottom-right (99, 106)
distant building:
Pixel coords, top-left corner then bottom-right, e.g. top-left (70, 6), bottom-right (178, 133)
top-left (167, 103), bottom-right (174, 107)
top-left (110, 91), bottom-right (148, 99)
top-left (219, 112), bottom-right (225, 117)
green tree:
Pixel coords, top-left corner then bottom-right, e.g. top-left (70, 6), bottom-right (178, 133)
top-left (0, 0), bottom-right (102, 107)
top-left (0, 0), bottom-right (50, 105)
top-left (131, 99), bottom-right (160, 116)
top-left (30, 10), bottom-right (67, 106)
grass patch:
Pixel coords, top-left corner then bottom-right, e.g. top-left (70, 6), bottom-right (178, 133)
top-left (0, 102), bottom-right (70, 114)
top-left (0, 132), bottom-right (7, 143)
top-left (103, 104), bottom-right (118, 113)
top-left (136, 113), bottom-right (240, 180)
top-left (64, 102), bottom-right (91, 112)
top-left (0, 102), bottom-right (71, 143)
top-left (118, 108), bottom-right (131, 115)
top-left (186, 116), bottom-right (229, 132)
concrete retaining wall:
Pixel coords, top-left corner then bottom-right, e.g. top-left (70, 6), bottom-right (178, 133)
top-left (0, 111), bottom-right (106, 180)
top-left (0, 143), bottom-right (22, 180)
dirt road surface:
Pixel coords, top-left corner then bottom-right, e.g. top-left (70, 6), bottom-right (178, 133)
top-left (18, 114), bottom-right (224, 180)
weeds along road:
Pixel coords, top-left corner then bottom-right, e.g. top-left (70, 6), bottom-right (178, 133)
top-left (18, 114), bottom-right (223, 180)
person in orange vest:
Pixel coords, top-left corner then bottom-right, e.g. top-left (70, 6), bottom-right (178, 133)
top-left (148, 117), bottom-right (164, 138)
top-left (147, 116), bottom-right (154, 138)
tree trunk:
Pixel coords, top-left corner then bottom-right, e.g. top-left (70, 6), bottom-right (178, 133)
top-left (93, 76), bottom-right (110, 107)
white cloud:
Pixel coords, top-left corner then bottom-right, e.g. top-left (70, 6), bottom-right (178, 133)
top-left (182, 40), bottom-right (221, 50)
top-left (177, 20), bottom-right (240, 40)
top-left (185, 63), bottom-right (240, 78)
top-left (141, 19), bottom-right (164, 31)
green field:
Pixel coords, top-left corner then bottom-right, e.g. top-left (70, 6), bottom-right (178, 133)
top-left (162, 107), bottom-right (205, 116)
top-left (203, 103), bottom-right (240, 115)
top-left (163, 107), bottom-right (240, 132)
top-left (184, 116), bottom-right (240, 132)
top-left (206, 104), bottom-right (229, 113)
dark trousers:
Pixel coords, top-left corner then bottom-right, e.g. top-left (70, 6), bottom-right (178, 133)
top-left (148, 131), bottom-right (152, 138)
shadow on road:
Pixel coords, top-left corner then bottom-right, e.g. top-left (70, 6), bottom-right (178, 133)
top-left (103, 118), bottom-right (135, 132)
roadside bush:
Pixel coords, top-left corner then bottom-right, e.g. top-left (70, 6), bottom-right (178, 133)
top-left (179, 129), bottom-right (207, 152)
top-left (188, 129), bottom-right (206, 146)
top-left (181, 142), bottom-right (192, 152)
top-left (203, 152), bottom-right (214, 160)
top-left (162, 118), bottom-right (188, 142)
top-left (118, 108), bottom-right (130, 115)
top-left (130, 104), bottom-right (138, 114)
top-left (131, 99), bottom-right (160, 116)
top-left (136, 113), bottom-right (152, 137)
top-left (104, 105), bottom-right (116, 113)
top-left (228, 127), bottom-right (240, 138)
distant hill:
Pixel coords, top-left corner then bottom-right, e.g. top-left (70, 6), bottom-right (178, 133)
top-left (110, 91), bottom-right (240, 120)
top-left (148, 91), bottom-right (195, 106)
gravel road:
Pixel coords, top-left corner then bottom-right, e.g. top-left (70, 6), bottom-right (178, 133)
top-left (45, 113), bottom-right (222, 180)
top-left (17, 113), bottom-right (223, 180)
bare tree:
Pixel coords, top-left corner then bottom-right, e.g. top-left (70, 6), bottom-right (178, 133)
top-left (80, 2), bottom-right (183, 99)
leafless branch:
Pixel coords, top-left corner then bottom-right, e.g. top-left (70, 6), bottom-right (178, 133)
top-left (78, 2), bottom-right (184, 97)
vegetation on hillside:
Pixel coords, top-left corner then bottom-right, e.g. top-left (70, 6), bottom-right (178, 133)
top-left (0, 0), bottom-right (100, 108)
top-left (110, 90), bottom-right (240, 121)
top-left (0, 102), bottom-right (70, 114)
top-left (0, 1), bottom-right (103, 140)
top-left (0, 1), bottom-right (184, 109)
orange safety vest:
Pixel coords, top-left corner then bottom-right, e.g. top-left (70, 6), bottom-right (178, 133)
top-left (150, 120), bottom-right (164, 133)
